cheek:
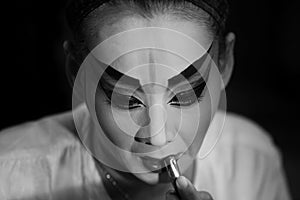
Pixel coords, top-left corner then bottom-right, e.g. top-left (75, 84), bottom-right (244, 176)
top-left (94, 91), bottom-right (134, 150)
top-left (177, 92), bottom-right (212, 157)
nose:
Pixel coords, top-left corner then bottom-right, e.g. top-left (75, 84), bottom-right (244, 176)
top-left (134, 104), bottom-right (168, 146)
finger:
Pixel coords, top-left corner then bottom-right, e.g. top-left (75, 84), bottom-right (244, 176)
top-left (176, 176), bottom-right (198, 200)
top-left (176, 176), bottom-right (213, 200)
top-left (166, 190), bottom-right (180, 200)
top-left (198, 191), bottom-right (214, 200)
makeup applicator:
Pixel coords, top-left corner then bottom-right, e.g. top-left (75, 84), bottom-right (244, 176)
top-left (164, 155), bottom-right (181, 194)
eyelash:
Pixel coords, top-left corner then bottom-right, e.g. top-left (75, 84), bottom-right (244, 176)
top-left (168, 82), bottom-right (206, 107)
top-left (168, 94), bottom-right (204, 107)
top-left (104, 94), bottom-right (144, 110)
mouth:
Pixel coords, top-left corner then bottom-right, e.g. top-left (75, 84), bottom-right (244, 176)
top-left (139, 153), bottom-right (183, 173)
top-left (140, 156), bottom-right (164, 172)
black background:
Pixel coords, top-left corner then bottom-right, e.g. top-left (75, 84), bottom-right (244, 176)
top-left (1, 0), bottom-right (299, 199)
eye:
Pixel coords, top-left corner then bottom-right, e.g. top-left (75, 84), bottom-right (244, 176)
top-left (98, 80), bottom-right (145, 110)
top-left (168, 82), bottom-right (206, 107)
top-left (108, 92), bottom-right (144, 110)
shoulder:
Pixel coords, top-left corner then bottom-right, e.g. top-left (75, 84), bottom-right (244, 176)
top-left (215, 111), bottom-right (279, 158)
top-left (206, 111), bottom-right (284, 181)
top-left (194, 112), bottom-right (290, 199)
top-left (0, 106), bottom-right (109, 199)
top-left (0, 109), bottom-right (80, 159)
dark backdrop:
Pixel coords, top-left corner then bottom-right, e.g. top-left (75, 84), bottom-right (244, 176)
top-left (1, 0), bottom-right (299, 199)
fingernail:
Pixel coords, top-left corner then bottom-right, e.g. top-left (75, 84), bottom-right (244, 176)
top-left (176, 176), bottom-right (188, 188)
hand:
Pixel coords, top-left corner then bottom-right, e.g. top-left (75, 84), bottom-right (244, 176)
top-left (166, 176), bottom-right (213, 200)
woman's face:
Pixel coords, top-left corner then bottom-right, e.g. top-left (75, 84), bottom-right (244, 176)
top-left (90, 15), bottom-right (222, 184)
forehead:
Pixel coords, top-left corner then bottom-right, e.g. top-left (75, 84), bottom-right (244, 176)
top-left (91, 16), bottom-right (212, 86)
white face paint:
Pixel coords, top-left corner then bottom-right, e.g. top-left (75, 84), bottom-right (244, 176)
top-left (79, 16), bottom-right (223, 184)
top-left (95, 16), bottom-right (212, 84)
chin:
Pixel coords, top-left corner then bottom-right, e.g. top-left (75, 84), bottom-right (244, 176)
top-left (134, 167), bottom-right (176, 185)
top-left (134, 171), bottom-right (160, 185)
top-left (122, 156), bottom-right (160, 184)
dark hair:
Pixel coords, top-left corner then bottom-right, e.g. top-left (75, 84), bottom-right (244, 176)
top-left (66, 0), bottom-right (229, 65)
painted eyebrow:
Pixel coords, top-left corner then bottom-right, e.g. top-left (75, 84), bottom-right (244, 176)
top-left (99, 65), bottom-right (143, 93)
top-left (167, 43), bottom-right (213, 88)
top-left (99, 43), bottom-right (213, 92)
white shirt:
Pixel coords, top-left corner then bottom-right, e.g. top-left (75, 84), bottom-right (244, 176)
top-left (0, 104), bottom-right (291, 200)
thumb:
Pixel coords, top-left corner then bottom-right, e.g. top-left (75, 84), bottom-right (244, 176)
top-left (176, 176), bottom-right (213, 200)
top-left (176, 176), bottom-right (198, 200)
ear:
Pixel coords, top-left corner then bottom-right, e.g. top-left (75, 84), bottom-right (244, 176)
top-left (63, 40), bottom-right (80, 88)
top-left (219, 32), bottom-right (236, 88)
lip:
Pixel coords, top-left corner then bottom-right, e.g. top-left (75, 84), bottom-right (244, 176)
top-left (131, 142), bottom-right (164, 154)
top-left (140, 157), bottom-right (163, 172)
top-left (139, 153), bottom-right (183, 172)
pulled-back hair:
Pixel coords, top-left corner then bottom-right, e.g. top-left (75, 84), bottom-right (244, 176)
top-left (66, 0), bottom-right (229, 65)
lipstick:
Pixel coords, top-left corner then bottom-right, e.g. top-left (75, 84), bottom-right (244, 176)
top-left (164, 155), bottom-right (181, 194)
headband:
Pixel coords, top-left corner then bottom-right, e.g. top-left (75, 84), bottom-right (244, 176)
top-left (65, 0), bottom-right (229, 32)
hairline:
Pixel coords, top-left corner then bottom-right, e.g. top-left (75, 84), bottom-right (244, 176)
top-left (76, 1), bottom-right (215, 46)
